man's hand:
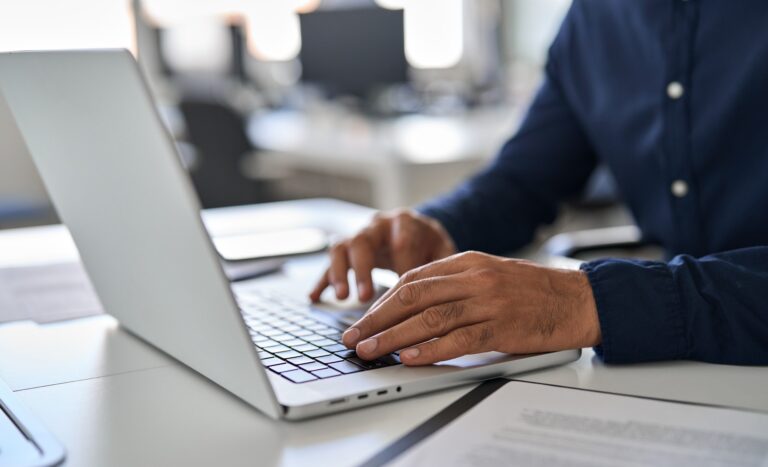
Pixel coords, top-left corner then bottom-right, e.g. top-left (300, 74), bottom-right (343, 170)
top-left (341, 251), bottom-right (601, 365)
top-left (309, 209), bottom-right (457, 303)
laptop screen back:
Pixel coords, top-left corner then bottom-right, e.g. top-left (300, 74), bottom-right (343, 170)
top-left (0, 50), bottom-right (281, 418)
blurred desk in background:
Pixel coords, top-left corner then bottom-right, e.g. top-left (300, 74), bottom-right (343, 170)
top-left (244, 107), bottom-right (523, 209)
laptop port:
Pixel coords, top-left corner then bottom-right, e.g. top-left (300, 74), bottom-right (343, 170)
top-left (329, 398), bottom-right (347, 406)
top-left (376, 390), bottom-right (388, 396)
top-left (357, 394), bottom-right (369, 400)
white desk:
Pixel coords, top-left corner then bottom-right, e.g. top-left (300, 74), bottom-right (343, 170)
top-left (244, 108), bottom-right (522, 209)
top-left (1, 199), bottom-right (766, 467)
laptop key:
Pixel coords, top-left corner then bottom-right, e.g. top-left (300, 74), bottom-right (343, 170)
top-left (335, 349), bottom-right (356, 358)
top-left (329, 361), bottom-right (363, 374)
top-left (300, 362), bottom-right (327, 372)
top-left (314, 339), bottom-right (336, 347)
top-left (274, 350), bottom-right (302, 360)
top-left (283, 339), bottom-right (306, 347)
top-left (257, 351), bottom-right (272, 359)
top-left (292, 329), bottom-right (313, 337)
top-left (294, 344), bottom-right (318, 352)
top-left (304, 349), bottom-right (330, 358)
top-left (271, 334), bottom-right (294, 342)
top-left (348, 356), bottom-right (398, 369)
top-left (263, 345), bottom-right (289, 354)
top-left (302, 333), bottom-right (325, 342)
top-left (261, 358), bottom-right (284, 367)
top-left (316, 328), bottom-right (340, 336)
top-left (258, 340), bottom-right (281, 349)
top-left (287, 356), bottom-right (313, 365)
top-left (312, 368), bottom-right (341, 379)
top-left (271, 363), bottom-right (298, 373)
top-left (282, 370), bottom-right (318, 383)
top-left (317, 354), bottom-right (343, 364)
top-left (322, 343), bottom-right (347, 353)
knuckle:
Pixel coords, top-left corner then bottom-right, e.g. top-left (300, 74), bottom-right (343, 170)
top-left (477, 325), bottom-right (494, 348)
top-left (349, 234), bottom-right (367, 250)
top-left (420, 307), bottom-right (446, 333)
top-left (394, 209), bottom-right (412, 221)
top-left (441, 302), bottom-right (464, 322)
top-left (453, 328), bottom-right (476, 351)
top-left (330, 241), bottom-right (347, 254)
top-left (400, 269), bottom-right (420, 284)
top-left (473, 267), bottom-right (498, 285)
top-left (396, 283), bottom-right (420, 307)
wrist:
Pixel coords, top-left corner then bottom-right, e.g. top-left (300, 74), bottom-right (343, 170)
top-left (574, 270), bottom-right (601, 347)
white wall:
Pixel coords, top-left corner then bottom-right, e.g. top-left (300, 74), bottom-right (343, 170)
top-left (503, 0), bottom-right (572, 65)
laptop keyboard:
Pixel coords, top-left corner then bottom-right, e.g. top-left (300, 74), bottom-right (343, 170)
top-left (237, 290), bottom-right (401, 384)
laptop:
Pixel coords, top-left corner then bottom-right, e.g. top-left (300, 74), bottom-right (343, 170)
top-left (0, 50), bottom-right (580, 420)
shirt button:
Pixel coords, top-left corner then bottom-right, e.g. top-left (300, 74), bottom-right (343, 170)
top-left (667, 81), bottom-right (685, 100)
top-left (671, 179), bottom-right (689, 198)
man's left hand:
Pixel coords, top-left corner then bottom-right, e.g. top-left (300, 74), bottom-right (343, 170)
top-left (341, 251), bottom-right (601, 365)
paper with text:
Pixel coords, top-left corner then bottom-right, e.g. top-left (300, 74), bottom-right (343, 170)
top-left (390, 382), bottom-right (768, 467)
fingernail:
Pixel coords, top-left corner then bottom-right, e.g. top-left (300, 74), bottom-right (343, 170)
top-left (334, 282), bottom-right (346, 297)
top-left (357, 338), bottom-right (378, 355)
top-left (401, 348), bottom-right (420, 360)
top-left (342, 327), bottom-right (360, 346)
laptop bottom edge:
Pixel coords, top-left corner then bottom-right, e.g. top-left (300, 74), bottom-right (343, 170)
top-left (280, 348), bottom-right (581, 420)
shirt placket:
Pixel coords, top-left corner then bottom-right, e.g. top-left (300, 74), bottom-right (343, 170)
top-left (664, 0), bottom-right (702, 255)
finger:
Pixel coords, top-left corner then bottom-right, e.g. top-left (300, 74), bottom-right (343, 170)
top-left (399, 323), bottom-right (495, 366)
top-left (366, 252), bottom-right (478, 313)
top-left (355, 300), bottom-right (484, 360)
top-left (369, 253), bottom-right (467, 312)
top-left (390, 214), bottom-right (422, 274)
top-left (328, 244), bottom-right (351, 299)
top-left (343, 273), bottom-right (474, 347)
top-left (309, 268), bottom-right (330, 303)
top-left (348, 236), bottom-right (376, 302)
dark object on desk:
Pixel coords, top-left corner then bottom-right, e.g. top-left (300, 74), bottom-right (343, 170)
top-left (298, 7), bottom-right (407, 99)
top-left (179, 99), bottom-right (271, 209)
top-left (0, 200), bottom-right (52, 229)
top-left (0, 378), bottom-right (66, 466)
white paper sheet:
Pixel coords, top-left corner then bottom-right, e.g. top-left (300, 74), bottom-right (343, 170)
top-left (390, 382), bottom-right (768, 467)
top-left (0, 262), bottom-right (103, 324)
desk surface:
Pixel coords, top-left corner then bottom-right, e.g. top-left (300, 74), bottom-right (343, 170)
top-left (1, 199), bottom-right (766, 467)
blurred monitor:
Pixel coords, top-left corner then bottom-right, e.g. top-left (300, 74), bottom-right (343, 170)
top-left (298, 7), bottom-right (407, 99)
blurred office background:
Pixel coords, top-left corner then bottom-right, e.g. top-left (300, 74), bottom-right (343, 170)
top-left (1, 0), bottom-right (632, 252)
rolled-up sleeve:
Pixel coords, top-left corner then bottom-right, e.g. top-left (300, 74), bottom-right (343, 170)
top-left (582, 247), bottom-right (768, 365)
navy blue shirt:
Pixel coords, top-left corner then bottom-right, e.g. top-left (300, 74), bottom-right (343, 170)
top-left (420, 0), bottom-right (768, 365)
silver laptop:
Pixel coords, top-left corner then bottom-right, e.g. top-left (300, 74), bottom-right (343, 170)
top-left (0, 50), bottom-right (579, 420)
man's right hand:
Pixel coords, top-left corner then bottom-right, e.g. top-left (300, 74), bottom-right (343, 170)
top-left (309, 209), bottom-right (457, 303)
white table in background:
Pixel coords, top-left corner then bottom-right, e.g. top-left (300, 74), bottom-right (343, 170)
top-left (244, 108), bottom-right (522, 209)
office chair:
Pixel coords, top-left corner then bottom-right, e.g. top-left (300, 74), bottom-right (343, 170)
top-left (179, 99), bottom-right (272, 208)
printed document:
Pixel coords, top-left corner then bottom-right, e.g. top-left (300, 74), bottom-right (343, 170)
top-left (390, 382), bottom-right (768, 467)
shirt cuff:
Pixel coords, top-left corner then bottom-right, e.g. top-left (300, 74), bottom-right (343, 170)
top-left (580, 258), bottom-right (688, 364)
